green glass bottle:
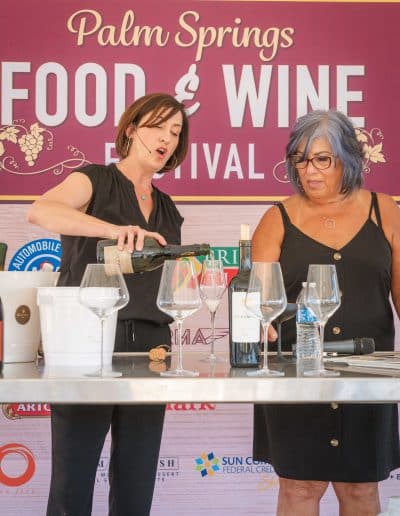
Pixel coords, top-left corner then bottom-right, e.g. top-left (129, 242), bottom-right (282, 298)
top-left (0, 242), bottom-right (7, 271)
top-left (97, 237), bottom-right (210, 274)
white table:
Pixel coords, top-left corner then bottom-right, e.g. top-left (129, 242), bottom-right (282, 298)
top-left (1, 352), bottom-right (400, 404)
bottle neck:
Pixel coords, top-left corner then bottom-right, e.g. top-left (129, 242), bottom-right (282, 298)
top-left (238, 240), bottom-right (252, 272)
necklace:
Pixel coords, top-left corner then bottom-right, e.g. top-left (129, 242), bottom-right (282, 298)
top-left (322, 216), bottom-right (336, 230)
top-left (140, 194), bottom-right (147, 201)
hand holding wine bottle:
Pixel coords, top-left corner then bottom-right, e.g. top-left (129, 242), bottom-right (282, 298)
top-left (97, 237), bottom-right (210, 274)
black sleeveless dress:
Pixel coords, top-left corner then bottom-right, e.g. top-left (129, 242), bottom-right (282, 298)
top-left (253, 192), bottom-right (400, 482)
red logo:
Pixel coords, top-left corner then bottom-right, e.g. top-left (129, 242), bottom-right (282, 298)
top-left (0, 444), bottom-right (35, 486)
top-left (2, 403), bottom-right (51, 419)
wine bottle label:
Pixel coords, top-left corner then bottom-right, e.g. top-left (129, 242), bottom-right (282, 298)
top-left (103, 246), bottom-right (134, 274)
top-left (231, 292), bottom-right (260, 342)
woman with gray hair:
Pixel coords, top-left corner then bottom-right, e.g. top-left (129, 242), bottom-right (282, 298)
top-left (252, 110), bottom-right (400, 515)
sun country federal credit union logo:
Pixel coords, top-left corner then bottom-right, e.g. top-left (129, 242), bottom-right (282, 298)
top-left (8, 238), bottom-right (61, 271)
top-left (195, 451), bottom-right (275, 478)
top-left (195, 452), bottom-right (220, 477)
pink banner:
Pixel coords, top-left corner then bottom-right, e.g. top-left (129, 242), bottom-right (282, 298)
top-left (1, 0), bottom-right (399, 201)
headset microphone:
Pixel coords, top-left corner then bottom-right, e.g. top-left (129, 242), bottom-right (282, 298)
top-left (134, 125), bottom-right (152, 154)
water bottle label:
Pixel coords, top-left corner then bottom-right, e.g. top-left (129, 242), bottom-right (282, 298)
top-left (232, 292), bottom-right (260, 342)
top-left (297, 305), bottom-right (317, 323)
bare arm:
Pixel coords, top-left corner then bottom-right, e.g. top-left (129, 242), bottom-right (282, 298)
top-left (252, 204), bottom-right (285, 340)
top-left (252, 204), bottom-right (285, 262)
top-left (26, 172), bottom-right (167, 251)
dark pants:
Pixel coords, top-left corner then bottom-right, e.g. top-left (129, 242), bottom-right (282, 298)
top-left (46, 320), bottom-right (170, 516)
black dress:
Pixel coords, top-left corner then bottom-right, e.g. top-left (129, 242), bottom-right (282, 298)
top-left (253, 192), bottom-right (400, 482)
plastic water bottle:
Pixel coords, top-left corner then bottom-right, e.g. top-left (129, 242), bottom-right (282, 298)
top-left (296, 282), bottom-right (320, 375)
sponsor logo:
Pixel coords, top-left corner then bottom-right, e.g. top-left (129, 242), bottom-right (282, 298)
top-left (221, 456), bottom-right (275, 475)
top-left (14, 304), bottom-right (31, 325)
top-left (166, 403), bottom-right (216, 411)
top-left (2, 403), bottom-right (51, 419)
top-left (157, 456), bottom-right (180, 482)
top-left (8, 238), bottom-right (61, 271)
top-left (195, 452), bottom-right (277, 481)
top-left (195, 452), bottom-right (220, 477)
top-left (206, 246), bottom-right (239, 283)
top-left (174, 327), bottom-right (229, 347)
top-left (0, 444), bottom-right (35, 486)
top-left (95, 455), bottom-right (180, 484)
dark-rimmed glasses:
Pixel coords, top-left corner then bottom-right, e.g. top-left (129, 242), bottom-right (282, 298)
top-left (290, 154), bottom-right (335, 171)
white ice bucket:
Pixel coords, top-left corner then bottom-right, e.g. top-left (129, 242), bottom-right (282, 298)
top-left (37, 287), bottom-right (118, 367)
top-left (0, 271), bottom-right (59, 362)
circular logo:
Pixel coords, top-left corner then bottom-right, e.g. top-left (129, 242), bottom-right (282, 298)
top-left (8, 239), bottom-right (61, 271)
top-left (0, 443), bottom-right (35, 486)
top-left (15, 305), bottom-right (31, 325)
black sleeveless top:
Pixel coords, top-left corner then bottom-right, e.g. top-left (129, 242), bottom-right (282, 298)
top-left (58, 163), bottom-right (184, 324)
top-left (277, 191), bottom-right (394, 351)
top-left (253, 192), bottom-right (400, 482)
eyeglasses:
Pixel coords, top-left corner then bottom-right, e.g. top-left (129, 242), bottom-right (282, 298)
top-left (290, 154), bottom-right (335, 171)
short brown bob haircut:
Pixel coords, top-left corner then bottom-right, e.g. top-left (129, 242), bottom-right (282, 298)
top-left (115, 92), bottom-right (189, 171)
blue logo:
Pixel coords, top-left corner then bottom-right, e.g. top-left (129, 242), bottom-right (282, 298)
top-left (8, 239), bottom-right (62, 271)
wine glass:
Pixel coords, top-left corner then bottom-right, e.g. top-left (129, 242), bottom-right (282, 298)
top-left (245, 262), bottom-right (287, 377)
top-left (199, 258), bottom-right (227, 363)
top-left (304, 264), bottom-right (341, 377)
top-left (79, 263), bottom-right (129, 377)
top-left (157, 259), bottom-right (202, 377)
top-left (269, 303), bottom-right (297, 364)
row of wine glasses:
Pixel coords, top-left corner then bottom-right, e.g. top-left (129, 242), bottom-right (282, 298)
top-left (156, 258), bottom-right (227, 376)
top-left (78, 258), bottom-right (227, 378)
top-left (243, 262), bottom-right (341, 377)
top-left (78, 260), bottom-right (340, 378)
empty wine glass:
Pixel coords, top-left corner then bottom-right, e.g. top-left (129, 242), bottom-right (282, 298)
top-left (269, 303), bottom-right (297, 364)
top-left (199, 258), bottom-right (227, 363)
top-left (79, 263), bottom-right (129, 377)
top-left (245, 262), bottom-right (287, 377)
top-left (157, 259), bottom-right (202, 377)
top-left (304, 264), bottom-right (341, 377)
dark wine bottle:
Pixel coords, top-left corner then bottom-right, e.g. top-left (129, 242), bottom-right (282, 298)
top-left (0, 297), bottom-right (3, 373)
top-left (0, 242), bottom-right (7, 271)
top-left (97, 237), bottom-right (210, 274)
top-left (229, 224), bottom-right (261, 368)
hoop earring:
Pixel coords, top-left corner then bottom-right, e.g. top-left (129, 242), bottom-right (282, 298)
top-left (166, 154), bottom-right (178, 170)
top-left (125, 137), bottom-right (133, 157)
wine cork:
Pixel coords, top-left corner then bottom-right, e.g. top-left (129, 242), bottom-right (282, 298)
top-left (240, 224), bottom-right (250, 240)
top-left (103, 245), bottom-right (134, 274)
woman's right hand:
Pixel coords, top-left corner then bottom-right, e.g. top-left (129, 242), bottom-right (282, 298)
top-left (111, 225), bottom-right (167, 252)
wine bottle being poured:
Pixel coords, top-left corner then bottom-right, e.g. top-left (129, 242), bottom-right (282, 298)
top-left (0, 242), bottom-right (8, 271)
top-left (97, 237), bottom-right (210, 274)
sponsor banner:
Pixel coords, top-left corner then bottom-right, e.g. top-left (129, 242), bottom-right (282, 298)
top-left (2, 404), bottom-right (51, 420)
top-left (8, 239), bottom-right (61, 271)
top-left (1, 0), bottom-right (399, 201)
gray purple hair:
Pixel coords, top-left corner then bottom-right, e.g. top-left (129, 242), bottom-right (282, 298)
top-left (285, 110), bottom-right (364, 196)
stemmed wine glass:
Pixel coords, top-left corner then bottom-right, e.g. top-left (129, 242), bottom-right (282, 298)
top-left (79, 263), bottom-right (129, 377)
top-left (304, 264), bottom-right (341, 377)
top-left (199, 258), bottom-right (227, 363)
top-left (157, 259), bottom-right (202, 377)
top-left (269, 303), bottom-right (297, 364)
top-left (245, 262), bottom-right (287, 377)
